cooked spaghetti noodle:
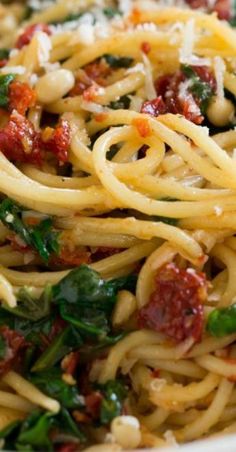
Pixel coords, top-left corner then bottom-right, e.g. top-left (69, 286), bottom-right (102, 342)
top-left (0, 0), bottom-right (236, 450)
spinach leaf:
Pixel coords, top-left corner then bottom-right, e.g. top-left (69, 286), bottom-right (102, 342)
top-left (30, 368), bottom-right (85, 409)
top-left (207, 303), bottom-right (236, 337)
top-left (0, 420), bottom-right (22, 451)
top-left (103, 54), bottom-right (133, 69)
top-left (181, 65), bottom-right (214, 113)
top-left (4, 285), bottom-right (53, 321)
top-left (154, 216), bottom-right (178, 226)
top-left (0, 334), bottom-right (6, 359)
top-left (31, 325), bottom-right (82, 372)
top-left (53, 265), bottom-right (136, 338)
top-left (0, 304), bottom-right (55, 347)
top-left (0, 74), bottom-right (14, 108)
top-left (99, 380), bottom-right (127, 425)
top-left (0, 408), bottom-right (85, 451)
top-left (0, 198), bottom-right (60, 262)
top-left (0, 49), bottom-right (9, 60)
top-left (109, 95), bottom-right (131, 110)
top-left (103, 7), bottom-right (121, 18)
top-left (16, 411), bottom-right (54, 451)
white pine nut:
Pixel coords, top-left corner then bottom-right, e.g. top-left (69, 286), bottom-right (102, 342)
top-left (35, 69), bottom-right (75, 104)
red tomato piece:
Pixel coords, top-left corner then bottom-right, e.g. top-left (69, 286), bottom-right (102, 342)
top-left (141, 41), bottom-right (151, 54)
top-left (138, 263), bottom-right (207, 343)
top-left (9, 81), bottom-right (36, 115)
top-left (53, 246), bottom-right (91, 267)
top-left (185, 0), bottom-right (208, 7)
top-left (41, 119), bottom-right (71, 163)
top-left (141, 96), bottom-right (167, 116)
top-left (15, 23), bottom-right (52, 49)
top-left (85, 392), bottom-right (103, 419)
top-left (214, 0), bottom-right (231, 20)
top-left (0, 112), bottom-right (42, 164)
top-left (69, 60), bottom-right (111, 97)
top-left (132, 118), bottom-right (151, 137)
top-left (56, 443), bottom-right (79, 452)
top-left (152, 66), bottom-right (216, 124)
top-left (91, 246), bottom-right (121, 261)
top-left (0, 59), bottom-right (8, 68)
top-left (61, 351), bottom-right (80, 375)
top-left (0, 326), bottom-right (27, 375)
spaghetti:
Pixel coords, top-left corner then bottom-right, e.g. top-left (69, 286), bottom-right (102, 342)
top-left (0, 0), bottom-right (236, 450)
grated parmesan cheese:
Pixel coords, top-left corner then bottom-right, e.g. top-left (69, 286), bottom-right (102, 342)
top-left (214, 56), bottom-right (225, 99)
top-left (179, 18), bottom-right (195, 64)
top-left (136, 22), bottom-right (157, 32)
top-left (164, 430), bottom-right (178, 447)
top-left (142, 53), bottom-right (156, 100)
top-left (76, 23), bottom-right (95, 45)
top-left (119, 0), bottom-right (132, 16)
top-left (29, 73), bottom-right (38, 87)
top-left (41, 62), bottom-right (60, 73)
top-left (80, 100), bottom-right (108, 113)
top-left (150, 378), bottom-right (166, 392)
top-left (9, 49), bottom-right (19, 59)
top-left (214, 205), bottom-right (223, 216)
top-left (1, 65), bottom-right (25, 75)
top-left (36, 32), bottom-right (52, 67)
top-left (5, 214), bottom-right (14, 223)
top-left (127, 62), bottom-right (145, 74)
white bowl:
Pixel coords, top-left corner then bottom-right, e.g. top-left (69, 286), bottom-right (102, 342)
top-left (156, 434), bottom-right (236, 451)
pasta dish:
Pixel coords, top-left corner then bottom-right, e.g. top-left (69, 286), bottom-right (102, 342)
top-left (0, 0), bottom-right (236, 450)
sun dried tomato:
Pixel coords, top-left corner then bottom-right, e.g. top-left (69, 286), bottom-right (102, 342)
top-left (152, 66), bottom-right (215, 124)
top-left (141, 96), bottom-right (167, 116)
top-left (193, 66), bottom-right (216, 91)
top-left (138, 263), bottom-right (207, 343)
top-left (214, 0), bottom-right (231, 20)
top-left (69, 60), bottom-right (111, 97)
top-left (61, 351), bottom-right (80, 375)
top-left (85, 392), bottom-right (103, 419)
top-left (0, 59), bottom-right (8, 68)
top-left (53, 246), bottom-right (91, 267)
top-left (132, 118), bottom-right (151, 137)
top-left (186, 0), bottom-right (231, 19)
top-left (15, 23), bottom-right (52, 49)
top-left (39, 316), bottom-right (66, 349)
top-left (0, 112), bottom-right (43, 165)
top-left (85, 60), bottom-right (111, 86)
top-left (41, 119), bottom-right (71, 163)
top-left (56, 443), bottom-right (79, 452)
top-left (7, 233), bottom-right (31, 252)
top-left (8, 81), bottom-right (36, 115)
top-left (185, 0), bottom-right (208, 7)
top-left (91, 246), bottom-right (121, 261)
top-left (141, 41), bottom-right (151, 54)
top-left (82, 84), bottom-right (99, 102)
top-left (0, 326), bottom-right (27, 375)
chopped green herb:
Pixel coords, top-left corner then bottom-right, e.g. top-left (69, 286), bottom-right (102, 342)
top-left (53, 265), bottom-right (136, 338)
top-left (103, 54), bottom-right (133, 69)
top-left (99, 380), bottom-right (127, 425)
top-left (153, 216), bottom-right (178, 226)
top-left (0, 49), bottom-right (10, 60)
top-left (30, 368), bottom-right (85, 409)
top-left (103, 7), bottom-right (121, 18)
top-left (0, 198), bottom-right (60, 263)
top-left (207, 303), bottom-right (236, 337)
top-left (0, 74), bottom-right (15, 108)
top-left (0, 334), bottom-right (6, 359)
top-left (109, 95), bottom-right (131, 110)
top-left (31, 325), bottom-right (82, 372)
top-left (0, 408), bottom-right (85, 451)
top-left (181, 65), bottom-right (214, 113)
